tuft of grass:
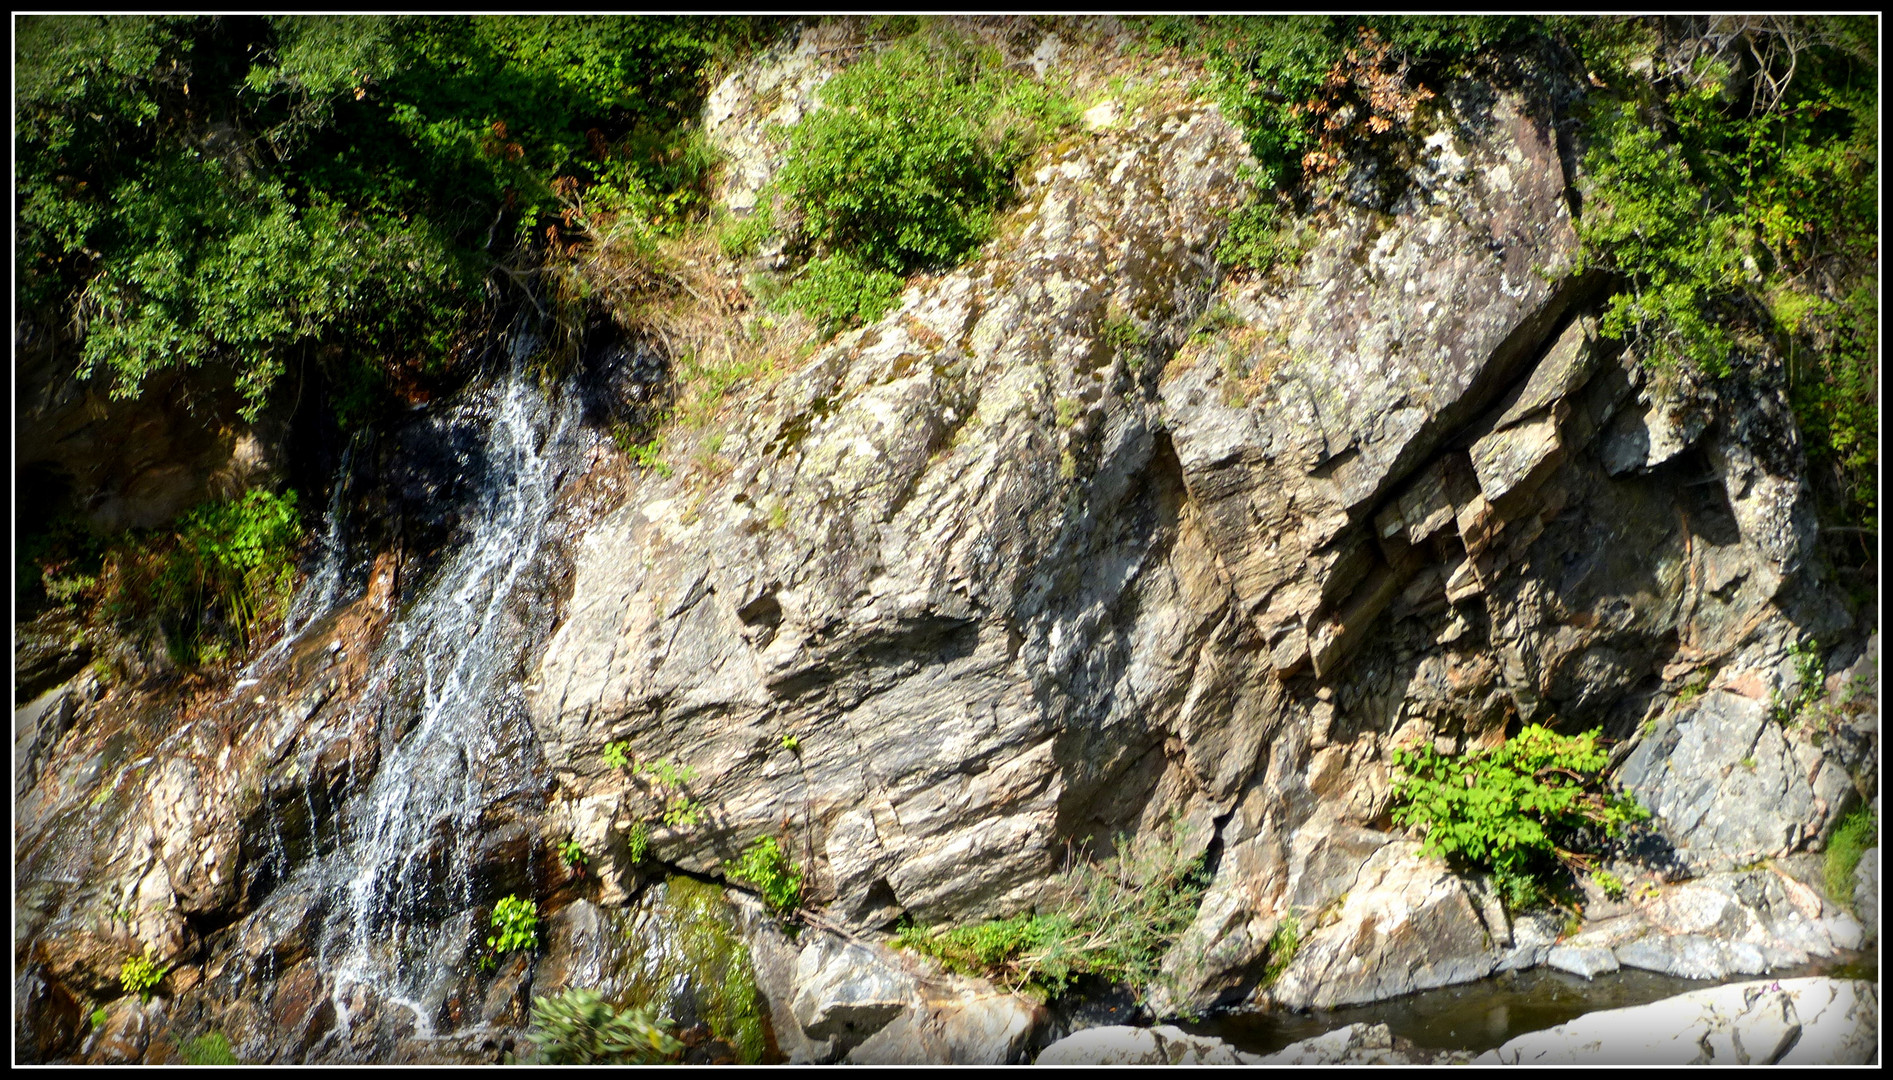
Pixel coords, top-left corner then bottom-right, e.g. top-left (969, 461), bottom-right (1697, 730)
top-left (1824, 806), bottom-right (1876, 909)
top-left (180, 1032), bottom-right (240, 1066)
top-left (1261, 913), bottom-right (1301, 985)
top-left (892, 813), bottom-right (1208, 1004)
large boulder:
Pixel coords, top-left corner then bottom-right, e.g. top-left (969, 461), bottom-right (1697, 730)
top-left (1475, 977), bottom-right (1878, 1066)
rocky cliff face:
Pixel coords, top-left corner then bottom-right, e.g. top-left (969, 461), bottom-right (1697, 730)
top-left (14, 21), bottom-right (1876, 1065)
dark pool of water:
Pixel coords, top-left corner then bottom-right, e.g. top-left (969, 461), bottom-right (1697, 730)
top-left (1185, 950), bottom-right (1878, 1056)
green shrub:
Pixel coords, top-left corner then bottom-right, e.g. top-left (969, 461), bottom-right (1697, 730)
top-left (776, 26), bottom-right (1074, 276)
top-left (627, 821), bottom-right (652, 865)
top-left (31, 488), bottom-right (304, 671)
top-left (1824, 806), bottom-right (1876, 908)
top-left (525, 987), bottom-right (683, 1065)
top-left (1137, 16), bottom-right (1538, 188)
top-left (1561, 17), bottom-right (1877, 531)
top-left (18, 16), bottom-right (777, 415)
top-left (90, 1007), bottom-right (109, 1031)
top-left (487, 894), bottom-right (539, 955)
top-left (119, 949), bottom-right (166, 1002)
top-left (893, 815), bottom-right (1208, 1002)
top-left (1391, 725), bottom-right (1649, 909)
top-left (728, 836), bottom-right (803, 915)
top-left (180, 1032), bottom-right (240, 1066)
top-left (777, 253), bottom-right (904, 336)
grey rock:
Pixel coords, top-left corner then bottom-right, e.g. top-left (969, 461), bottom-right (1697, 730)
top-left (1476, 977), bottom-right (1875, 1066)
top-left (1546, 943), bottom-right (1619, 979)
top-left (1619, 689), bottom-right (1851, 873)
top-left (1265, 842), bottom-right (1498, 1009)
top-left (791, 937), bottom-right (915, 1047)
top-left (1036, 1024), bottom-right (1263, 1065)
top-left (1256, 1022), bottom-right (1416, 1066)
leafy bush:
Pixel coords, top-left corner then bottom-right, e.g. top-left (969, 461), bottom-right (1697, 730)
top-left (893, 815), bottom-right (1208, 1002)
top-left (180, 1032), bottom-right (240, 1066)
top-left (627, 821), bottom-right (653, 865)
top-left (728, 836), bottom-right (803, 915)
top-left (1218, 193), bottom-right (1308, 278)
top-left (526, 988), bottom-right (683, 1065)
top-left (1138, 16), bottom-right (1538, 188)
top-left (776, 26), bottom-right (1074, 276)
top-left (777, 253), bottom-right (904, 336)
top-left (1824, 806), bottom-right (1876, 908)
top-left (487, 894), bottom-right (539, 955)
top-left (18, 16), bottom-right (778, 414)
top-left (1561, 17), bottom-right (1877, 531)
top-left (1592, 868), bottom-right (1627, 901)
top-left (119, 950), bottom-right (166, 1002)
top-left (33, 488), bottom-right (304, 671)
top-left (1391, 725), bottom-right (1649, 909)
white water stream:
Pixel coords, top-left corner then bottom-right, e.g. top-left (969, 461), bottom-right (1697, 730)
top-left (284, 330), bottom-right (587, 1038)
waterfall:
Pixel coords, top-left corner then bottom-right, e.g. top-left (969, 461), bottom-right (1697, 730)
top-left (288, 327), bottom-right (588, 1038)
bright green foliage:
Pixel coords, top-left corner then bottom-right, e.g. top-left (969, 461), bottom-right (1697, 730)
top-left (526, 988), bottom-right (684, 1065)
top-left (1562, 17), bottom-right (1877, 530)
top-left (180, 1032), bottom-right (241, 1066)
top-left (893, 816), bottom-right (1208, 1002)
top-left (1261, 914), bottom-right (1301, 985)
top-left (779, 733), bottom-right (801, 754)
top-left (487, 894), bottom-right (539, 955)
top-left (557, 837), bottom-right (589, 869)
top-left (777, 253), bottom-right (904, 336)
top-left (90, 1007), bottom-right (109, 1031)
top-left (33, 489), bottom-right (304, 671)
top-left (1138, 16), bottom-right (1538, 187)
top-left (1391, 725), bottom-right (1650, 909)
top-left (18, 15), bottom-right (780, 415)
top-left (120, 950), bottom-right (166, 1002)
top-left (776, 26), bottom-right (1075, 276)
top-left (1592, 869), bottom-right (1627, 901)
top-left (601, 740), bottom-right (632, 769)
top-left (1824, 806), bottom-right (1876, 909)
top-left (728, 836), bottom-right (803, 915)
top-left (638, 759), bottom-right (704, 828)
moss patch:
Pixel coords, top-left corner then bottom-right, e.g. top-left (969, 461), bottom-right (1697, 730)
top-left (618, 876), bottom-right (770, 1064)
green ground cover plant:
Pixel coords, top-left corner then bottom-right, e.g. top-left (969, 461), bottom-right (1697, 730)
top-left (765, 22), bottom-right (1074, 333)
top-left (180, 1032), bottom-right (241, 1065)
top-left (892, 815), bottom-right (1207, 1004)
top-left (30, 488), bottom-right (305, 673)
top-left (1391, 724), bottom-right (1649, 910)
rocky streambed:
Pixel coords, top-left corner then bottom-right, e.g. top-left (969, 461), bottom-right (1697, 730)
top-left (14, 17), bottom-right (1879, 1066)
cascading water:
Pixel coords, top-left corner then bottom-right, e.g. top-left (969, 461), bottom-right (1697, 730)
top-left (271, 326), bottom-right (592, 1046)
